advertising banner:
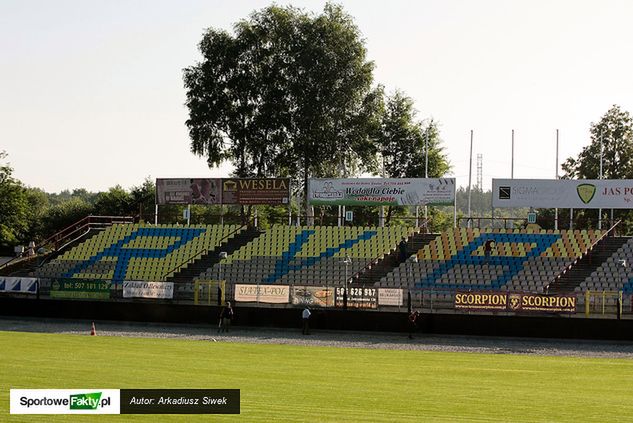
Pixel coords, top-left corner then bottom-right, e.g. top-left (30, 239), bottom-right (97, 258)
top-left (291, 286), bottom-right (334, 307)
top-left (377, 288), bottom-right (403, 306)
top-left (492, 178), bottom-right (633, 209)
top-left (155, 178), bottom-right (221, 205)
top-left (221, 178), bottom-right (290, 205)
top-left (49, 279), bottom-right (112, 299)
top-left (308, 178), bottom-right (455, 206)
top-left (122, 281), bottom-right (174, 299)
top-left (508, 293), bottom-right (577, 312)
top-left (0, 277), bottom-right (38, 294)
top-left (455, 291), bottom-right (576, 313)
top-left (234, 284), bottom-right (289, 303)
top-left (334, 286), bottom-right (377, 309)
top-left (454, 291), bottom-right (508, 310)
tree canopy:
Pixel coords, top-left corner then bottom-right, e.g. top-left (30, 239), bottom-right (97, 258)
top-left (379, 90), bottom-right (450, 179)
top-left (184, 4), bottom-right (385, 210)
top-left (0, 151), bottom-right (30, 250)
top-left (562, 105), bottom-right (633, 179)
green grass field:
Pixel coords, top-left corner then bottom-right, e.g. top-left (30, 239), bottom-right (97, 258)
top-left (2, 331), bottom-right (633, 422)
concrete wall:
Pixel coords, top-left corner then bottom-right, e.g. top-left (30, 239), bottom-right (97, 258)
top-left (1, 297), bottom-right (632, 341)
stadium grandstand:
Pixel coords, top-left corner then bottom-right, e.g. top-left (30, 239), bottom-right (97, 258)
top-left (2, 176), bottom-right (633, 334)
top-left (0, 217), bottom-right (625, 316)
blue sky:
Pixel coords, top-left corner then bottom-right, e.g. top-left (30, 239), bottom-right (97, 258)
top-left (2, 0), bottom-right (633, 192)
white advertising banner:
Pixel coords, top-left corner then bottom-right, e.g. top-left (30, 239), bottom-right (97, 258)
top-left (0, 277), bottom-right (37, 294)
top-left (234, 284), bottom-right (289, 303)
top-left (10, 389), bottom-right (121, 414)
top-left (122, 281), bottom-right (174, 299)
top-left (492, 179), bottom-right (633, 209)
top-left (378, 288), bottom-right (403, 306)
top-left (308, 178), bottom-right (455, 206)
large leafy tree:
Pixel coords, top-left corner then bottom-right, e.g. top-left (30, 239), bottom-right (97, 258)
top-left (379, 91), bottom-right (450, 179)
top-left (560, 105), bottom-right (633, 231)
top-left (184, 4), bottom-right (379, 213)
top-left (562, 105), bottom-right (633, 179)
top-left (378, 91), bottom-right (451, 224)
top-left (0, 151), bottom-right (30, 250)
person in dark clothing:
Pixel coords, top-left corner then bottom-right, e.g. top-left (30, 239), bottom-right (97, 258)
top-left (408, 311), bottom-right (419, 339)
top-left (302, 307), bottom-right (311, 335)
top-left (399, 238), bottom-right (408, 263)
top-left (484, 239), bottom-right (495, 263)
top-left (218, 302), bottom-right (234, 333)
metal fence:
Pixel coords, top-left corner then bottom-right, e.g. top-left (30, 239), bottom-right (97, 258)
top-left (1, 277), bottom-right (630, 319)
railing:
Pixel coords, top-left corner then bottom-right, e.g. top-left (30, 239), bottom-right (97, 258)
top-left (548, 220), bottom-right (622, 291)
top-left (160, 223), bottom-right (251, 281)
top-left (458, 216), bottom-right (528, 229)
top-left (288, 214), bottom-right (433, 228)
top-left (7, 278), bottom-right (630, 318)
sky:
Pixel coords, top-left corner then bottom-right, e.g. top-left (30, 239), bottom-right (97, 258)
top-left (2, 0), bottom-right (633, 193)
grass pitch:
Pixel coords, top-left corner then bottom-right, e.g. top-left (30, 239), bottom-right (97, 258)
top-left (2, 331), bottom-right (633, 422)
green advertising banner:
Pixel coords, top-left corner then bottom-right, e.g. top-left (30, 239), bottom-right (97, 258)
top-left (50, 279), bottom-right (112, 299)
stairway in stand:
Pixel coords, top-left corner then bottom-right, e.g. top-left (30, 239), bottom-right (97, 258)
top-left (356, 232), bottom-right (438, 286)
top-left (166, 227), bottom-right (261, 284)
top-left (547, 236), bottom-right (629, 294)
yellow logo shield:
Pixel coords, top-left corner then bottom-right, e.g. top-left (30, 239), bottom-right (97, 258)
top-left (508, 294), bottom-right (521, 310)
top-left (576, 183), bottom-right (596, 204)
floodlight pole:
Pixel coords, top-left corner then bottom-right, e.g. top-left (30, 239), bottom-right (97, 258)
top-left (555, 129), bottom-right (559, 230)
top-left (467, 130), bottom-right (473, 228)
top-left (424, 128), bottom-right (429, 223)
top-left (511, 129), bottom-right (515, 179)
top-left (599, 128), bottom-right (603, 230)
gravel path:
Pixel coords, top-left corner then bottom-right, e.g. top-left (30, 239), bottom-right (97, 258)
top-left (1, 316), bottom-right (633, 359)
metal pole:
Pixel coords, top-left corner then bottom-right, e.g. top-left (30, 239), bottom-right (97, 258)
top-left (379, 152), bottom-right (385, 227)
top-left (555, 129), bottom-right (559, 230)
top-left (415, 206), bottom-right (419, 228)
top-left (467, 130), bottom-right (473, 227)
top-left (344, 255), bottom-right (350, 310)
top-left (187, 204), bottom-right (191, 225)
top-left (453, 180), bottom-right (457, 229)
top-left (599, 129), bottom-right (603, 230)
top-left (511, 129), bottom-right (515, 179)
top-left (425, 129), bottom-right (429, 223)
top-left (154, 204), bottom-right (158, 225)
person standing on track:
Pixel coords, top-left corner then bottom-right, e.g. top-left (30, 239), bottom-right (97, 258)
top-left (218, 301), bottom-right (234, 333)
top-left (408, 310), bottom-right (419, 339)
top-left (302, 307), bottom-right (311, 335)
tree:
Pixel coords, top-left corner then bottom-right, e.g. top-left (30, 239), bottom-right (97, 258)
top-left (377, 91), bottom-right (451, 223)
top-left (0, 151), bottom-right (30, 251)
top-left (379, 91), bottom-right (450, 179)
top-left (130, 178), bottom-right (156, 222)
top-left (184, 3), bottom-right (379, 215)
top-left (562, 105), bottom-right (633, 231)
top-left (562, 105), bottom-right (633, 179)
top-left (40, 198), bottom-right (94, 238)
top-left (23, 187), bottom-right (50, 243)
top-left (93, 186), bottom-right (133, 217)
